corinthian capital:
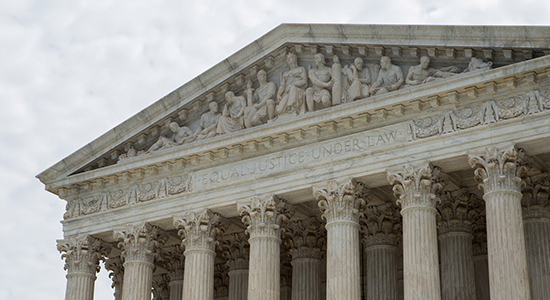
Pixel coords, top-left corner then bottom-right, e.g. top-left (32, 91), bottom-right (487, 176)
top-left (104, 256), bottom-right (124, 298)
top-left (161, 244), bottom-right (185, 281)
top-left (113, 223), bottom-right (168, 263)
top-left (221, 232), bottom-right (249, 271)
top-left (237, 194), bottom-right (295, 238)
top-left (468, 146), bottom-right (530, 194)
top-left (285, 217), bottom-right (326, 259)
top-left (57, 234), bottom-right (111, 274)
top-left (522, 173), bottom-right (550, 219)
top-left (361, 202), bottom-right (401, 246)
top-left (387, 163), bottom-right (447, 209)
top-left (313, 178), bottom-right (369, 223)
top-left (173, 209), bottom-right (227, 251)
top-left (437, 189), bottom-right (481, 234)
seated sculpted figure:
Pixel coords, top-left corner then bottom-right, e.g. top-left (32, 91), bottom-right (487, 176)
top-left (276, 52), bottom-right (308, 115)
top-left (216, 91), bottom-right (246, 135)
top-left (369, 56), bottom-right (404, 95)
top-left (195, 101), bottom-right (221, 140)
top-left (147, 122), bottom-right (194, 152)
top-left (244, 70), bottom-right (276, 128)
top-left (462, 57), bottom-right (492, 73)
top-left (345, 57), bottom-right (372, 101)
top-left (306, 53), bottom-right (333, 112)
top-left (405, 56), bottom-right (459, 87)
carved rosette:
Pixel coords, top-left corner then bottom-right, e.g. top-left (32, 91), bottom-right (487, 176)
top-left (113, 223), bottom-right (168, 263)
top-left (313, 179), bottom-right (369, 224)
top-left (221, 232), bottom-right (250, 271)
top-left (522, 173), bottom-right (550, 219)
top-left (57, 235), bottom-right (111, 275)
top-left (173, 209), bottom-right (227, 252)
top-left (361, 203), bottom-right (401, 247)
top-left (152, 274), bottom-right (170, 300)
top-left (162, 244), bottom-right (185, 281)
top-left (468, 146), bottom-right (529, 195)
top-left (437, 189), bottom-right (481, 235)
top-left (387, 164), bottom-right (447, 210)
top-left (237, 194), bottom-right (295, 239)
top-left (104, 256), bottom-right (124, 299)
top-left (285, 217), bottom-right (326, 260)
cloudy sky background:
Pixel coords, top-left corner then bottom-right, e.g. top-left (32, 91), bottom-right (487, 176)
top-left (1, 0), bottom-right (549, 299)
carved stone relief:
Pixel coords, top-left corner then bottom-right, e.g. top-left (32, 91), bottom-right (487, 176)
top-left (410, 89), bottom-right (550, 140)
top-left (64, 173), bottom-right (192, 220)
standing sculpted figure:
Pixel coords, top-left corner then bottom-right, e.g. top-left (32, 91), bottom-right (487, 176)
top-left (194, 101), bottom-right (221, 140)
top-left (405, 56), bottom-right (459, 87)
top-left (369, 56), bottom-right (404, 95)
top-left (147, 122), bottom-right (194, 152)
top-left (276, 52), bottom-right (308, 115)
top-left (306, 53), bottom-right (333, 112)
top-left (244, 70), bottom-right (276, 128)
top-left (345, 57), bottom-right (372, 101)
top-left (216, 91), bottom-right (246, 135)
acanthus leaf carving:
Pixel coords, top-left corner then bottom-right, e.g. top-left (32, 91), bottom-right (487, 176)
top-left (104, 256), bottom-right (124, 300)
top-left (113, 223), bottom-right (168, 263)
top-left (221, 232), bottom-right (249, 271)
top-left (57, 234), bottom-right (111, 275)
top-left (522, 172), bottom-right (550, 219)
top-left (361, 202), bottom-right (401, 246)
top-left (387, 164), bottom-right (447, 209)
top-left (313, 179), bottom-right (369, 223)
top-left (161, 244), bottom-right (185, 281)
top-left (237, 194), bottom-right (295, 238)
top-left (284, 217), bottom-right (326, 259)
top-left (436, 188), bottom-right (481, 234)
top-left (173, 209), bottom-right (228, 251)
top-left (152, 274), bottom-right (170, 300)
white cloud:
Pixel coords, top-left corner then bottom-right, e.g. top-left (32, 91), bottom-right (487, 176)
top-left (1, 1), bottom-right (549, 299)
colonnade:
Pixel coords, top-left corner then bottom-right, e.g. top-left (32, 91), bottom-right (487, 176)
top-left (57, 146), bottom-right (550, 300)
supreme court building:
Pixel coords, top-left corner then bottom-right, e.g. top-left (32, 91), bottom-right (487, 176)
top-left (37, 24), bottom-right (550, 300)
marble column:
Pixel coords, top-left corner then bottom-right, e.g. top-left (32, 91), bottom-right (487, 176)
top-left (437, 189), bottom-right (478, 300)
top-left (104, 256), bottom-right (124, 300)
top-left (237, 194), bottom-right (294, 300)
top-left (313, 179), bottom-right (367, 300)
top-left (162, 245), bottom-right (185, 300)
top-left (57, 235), bottom-right (111, 300)
top-left (285, 217), bottom-right (325, 300)
top-left (114, 223), bottom-right (168, 300)
top-left (472, 205), bottom-right (490, 300)
top-left (152, 274), bottom-right (170, 300)
top-left (522, 173), bottom-right (550, 300)
top-left (361, 203), bottom-right (401, 300)
top-left (222, 232), bottom-right (249, 300)
top-left (174, 209), bottom-right (227, 300)
top-left (387, 164), bottom-right (446, 300)
top-left (469, 146), bottom-right (531, 300)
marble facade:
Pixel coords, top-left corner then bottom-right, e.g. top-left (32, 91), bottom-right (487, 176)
top-left (39, 24), bottom-right (550, 300)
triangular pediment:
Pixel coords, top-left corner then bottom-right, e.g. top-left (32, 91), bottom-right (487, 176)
top-left (37, 24), bottom-right (550, 193)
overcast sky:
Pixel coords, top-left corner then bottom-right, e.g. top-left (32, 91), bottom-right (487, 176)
top-left (1, 1), bottom-right (549, 299)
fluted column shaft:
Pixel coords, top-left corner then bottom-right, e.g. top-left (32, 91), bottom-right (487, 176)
top-left (388, 164), bottom-right (446, 300)
top-left (58, 235), bottom-right (111, 300)
top-left (122, 261), bottom-right (154, 300)
top-left (524, 218), bottom-right (550, 299)
top-left (238, 195), bottom-right (294, 300)
top-left (174, 209), bottom-right (226, 300)
top-left (183, 248), bottom-right (215, 300)
top-left (169, 280), bottom-right (183, 300)
top-left (439, 232), bottom-right (476, 300)
top-left (401, 206), bottom-right (440, 300)
top-left (469, 146), bottom-right (530, 300)
top-left (292, 257), bottom-right (322, 300)
top-left (228, 269), bottom-right (249, 300)
top-left (365, 244), bottom-right (398, 300)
